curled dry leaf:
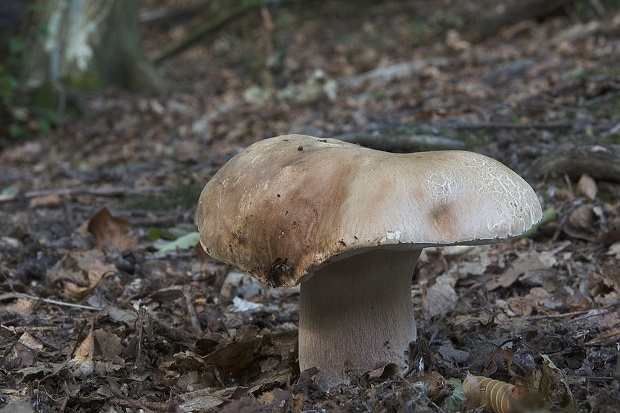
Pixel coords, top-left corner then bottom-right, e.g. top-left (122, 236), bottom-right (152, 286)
top-left (87, 207), bottom-right (138, 252)
top-left (463, 373), bottom-right (482, 408)
top-left (463, 373), bottom-right (522, 413)
top-left (364, 362), bottom-right (400, 382)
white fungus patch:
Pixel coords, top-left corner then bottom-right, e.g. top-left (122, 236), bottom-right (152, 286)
top-left (379, 230), bottom-right (402, 243)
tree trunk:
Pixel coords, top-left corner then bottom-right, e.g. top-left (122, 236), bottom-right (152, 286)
top-left (23, 0), bottom-right (165, 94)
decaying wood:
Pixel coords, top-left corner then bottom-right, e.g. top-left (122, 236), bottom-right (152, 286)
top-left (334, 121), bottom-right (576, 152)
top-left (533, 144), bottom-right (620, 183)
top-left (447, 121), bottom-right (575, 130)
top-left (334, 131), bottom-right (464, 152)
top-left (469, 0), bottom-right (575, 42)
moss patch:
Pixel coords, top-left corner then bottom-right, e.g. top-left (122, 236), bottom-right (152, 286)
top-left (127, 186), bottom-right (203, 211)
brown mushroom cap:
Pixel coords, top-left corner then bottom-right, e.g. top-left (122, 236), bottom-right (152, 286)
top-left (196, 134), bottom-right (542, 287)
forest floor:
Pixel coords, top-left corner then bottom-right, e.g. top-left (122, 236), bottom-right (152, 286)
top-left (1, 1), bottom-right (619, 412)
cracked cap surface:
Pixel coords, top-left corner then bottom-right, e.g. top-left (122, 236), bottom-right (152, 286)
top-left (196, 134), bottom-right (542, 286)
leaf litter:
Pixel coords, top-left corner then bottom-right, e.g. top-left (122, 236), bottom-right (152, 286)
top-left (1, 0), bottom-right (619, 412)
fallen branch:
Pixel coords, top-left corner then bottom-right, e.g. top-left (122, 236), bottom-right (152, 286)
top-left (0, 292), bottom-right (99, 311)
top-left (469, 0), bottom-right (576, 42)
top-left (525, 301), bottom-right (620, 321)
top-left (444, 121), bottom-right (575, 130)
top-left (19, 185), bottom-right (169, 200)
top-left (333, 131), bottom-right (464, 152)
top-left (533, 144), bottom-right (620, 183)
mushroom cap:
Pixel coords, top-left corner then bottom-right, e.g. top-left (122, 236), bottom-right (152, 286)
top-left (196, 134), bottom-right (542, 287)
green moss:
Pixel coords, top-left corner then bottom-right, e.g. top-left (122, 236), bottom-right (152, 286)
top-left (64, 71), bottom-right (104, 92)
top-left (461, 130), bottom-right (493, 149)
top-left (599, 134), bottom-right (620, 144)
top-left (597, 187), bottom-right (618, 204)
top-left (585, 92), bottom-right (620, 120)
top-left (568, 68), bottom-right (620, 82)
top-left (371, 91), bottom-right (391, 102)
top-left (29, 81), bottom-right (59, 110)
top-left (128, 186), bottom-right (203, 211)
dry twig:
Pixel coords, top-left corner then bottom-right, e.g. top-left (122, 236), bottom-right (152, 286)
top-left (0, 292), bottom-right (99, 311)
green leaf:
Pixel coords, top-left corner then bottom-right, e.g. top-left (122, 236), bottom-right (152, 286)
top-left (539, 355), bottom-right (579, 412)
top-left (0, 184), bottom-right (20, 201)
top-left (146, 227), bottom-right (164, 241)
top-left (518, 207), bottom-right (557, 239)
top-left (442, 377), bottom-right (465, 411)
top-left (155, 232), bottom-right (200, 253)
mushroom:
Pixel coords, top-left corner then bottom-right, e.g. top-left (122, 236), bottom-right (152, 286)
top-left (196, 134), bottom-right (542, 388)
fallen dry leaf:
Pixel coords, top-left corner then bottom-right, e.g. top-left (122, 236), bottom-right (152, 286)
top-left (487, 250), bottom-right (552, 291)
top-left (94, 329), bottom-right (124, 359)
top-left (72, 324), bottom-right (96, 377)
top-left (413, 371), bottom-right (452, 404)
top-left (7, 341), bottom-right (37, 369)
top-left (18, 331), bottom-right (44, 352)
top-left (29, 193), bottom-right (63, 208)
top-left (507, 287), bottom-right (551, 316)
top-left (577, 174), bottom-right (597, 200)
top-left (3, 297), bottom-right (37, 316)
top-left (73, 328), bottom-right (95, 364)
top-left (206, 339), bottom-right (261, 380)
top-left (607, 241), bottom-right (620, 259)
top-left (567, 204), bottom-right (596, 232)
top-left (87, 207), bottom-right (138, 251)
top-left (423, 273), bottom-right (458, 318)
top-left (47, 250), bottom-right (117, 301)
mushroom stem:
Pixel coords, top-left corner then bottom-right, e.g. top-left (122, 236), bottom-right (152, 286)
top-left (299, 248), bottom-right (421, 388)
